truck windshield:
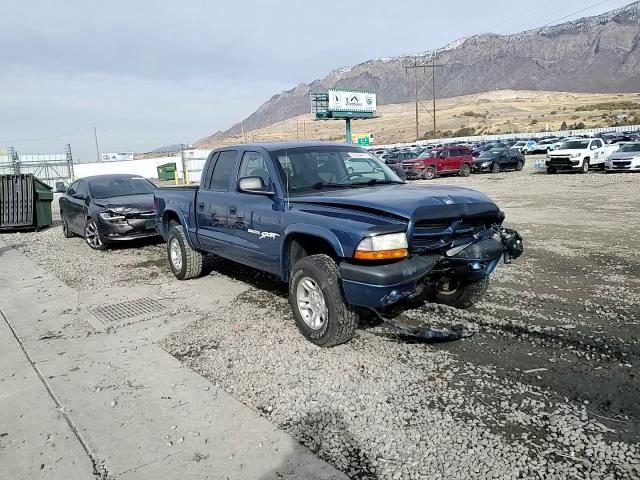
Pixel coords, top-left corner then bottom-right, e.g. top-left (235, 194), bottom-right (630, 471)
top-left (89, 177), bottom-right (156, 199)
top-left (272, 146), bottom-right (403, 194)
top-left (560, 140), bottom-right (590, 149)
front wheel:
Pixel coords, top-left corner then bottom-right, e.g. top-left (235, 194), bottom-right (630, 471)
top-left (580, 159), bottom-right (590, 174)
top-left (515, 161), bottom-right (524, 171)
top-left (289, 254), bottom-right (357, 347)
top-left (491, 163), bottom-right (501, 174)
top-left (459, 163), bottom-right (471, 177)
top-left (167, 225), bottom-right (204, 280)
top-left (547, 167), bottom-right (557, 174)
top-left (422, 166), bottom-right (437, 180)
top-left (432, 277), bottom-right (490, 309)
top-left (84, 219), bottom-right (107, 250)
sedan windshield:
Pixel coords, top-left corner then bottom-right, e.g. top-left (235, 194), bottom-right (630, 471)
top-left (89, 177), bottom-right (156, 199)
top-left (478, 150), bottom-right (500, 159)
top-left (272, 146), bottom-right (403, 194)
top-left (561, 140), bottom-right (590, 149)
top-left (618, 143), bottom-right (640, 152)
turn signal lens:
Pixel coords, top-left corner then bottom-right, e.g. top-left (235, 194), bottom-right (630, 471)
top-left (354, 248), bottom-right (408, 260)
top-left (354, 232), bottom-right (408, 260)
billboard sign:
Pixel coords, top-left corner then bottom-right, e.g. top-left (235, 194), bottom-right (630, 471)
top-left (328, 89), bottom-right (376, 113)
top-left (101, 152), bottom-right (134, 162)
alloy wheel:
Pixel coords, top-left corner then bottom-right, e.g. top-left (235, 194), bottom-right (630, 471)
top-left (296, 276), bottom-right (327, 330)
top-left (85, 221), bottom-right (103, 249)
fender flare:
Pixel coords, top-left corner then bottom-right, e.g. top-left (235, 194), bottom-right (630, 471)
top-left (280, 224), bottom-right (346, 280)
top-left (162, 208), bottom-right (199, 250)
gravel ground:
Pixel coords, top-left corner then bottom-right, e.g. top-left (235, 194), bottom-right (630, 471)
top-left (2, 158), bottom-right (639, 479)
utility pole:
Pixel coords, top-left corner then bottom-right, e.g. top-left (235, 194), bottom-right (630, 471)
top-left (405, 59), bottom-right (444, 140)
top-left (93, 127), bottom-right (100, 162)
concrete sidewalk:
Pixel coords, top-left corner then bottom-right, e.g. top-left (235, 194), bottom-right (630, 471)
top-left (0, 241), bottom-right (346, 479)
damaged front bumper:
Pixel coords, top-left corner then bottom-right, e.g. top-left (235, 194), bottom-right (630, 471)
top-left (98, 215), bottom-right (159, 241)
top-left (340, 226), bottom-right (523, 308)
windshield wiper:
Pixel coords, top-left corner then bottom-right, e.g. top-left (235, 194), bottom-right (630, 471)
top-left (310, 182), bottom-right (352, 189)
top-left (352, 179), bottom-right (404, 186)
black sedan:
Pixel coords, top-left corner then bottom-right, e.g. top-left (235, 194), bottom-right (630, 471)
top-left (473, 149), bottom-right (525, 173)
top-left (59, 174), bottom-right (158, 250)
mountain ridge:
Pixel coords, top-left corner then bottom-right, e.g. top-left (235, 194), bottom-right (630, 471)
top-left (196, 1), bottom-right (640, 146)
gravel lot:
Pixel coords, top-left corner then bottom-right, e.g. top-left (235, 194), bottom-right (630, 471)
top-left (2, 158), bottom-right (639, 479)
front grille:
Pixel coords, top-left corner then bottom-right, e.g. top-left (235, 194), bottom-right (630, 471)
top-left (410, 217), bottom-right (493, 252)
top-left (125, 210), bottom-right (155, 219)
top-left (613, 161), bottom-right (631, 167)
top-left (548, 157), bottom-right (572, 167)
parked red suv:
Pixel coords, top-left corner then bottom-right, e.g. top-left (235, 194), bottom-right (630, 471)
top-left (402, 146), bottom-right (474, 180)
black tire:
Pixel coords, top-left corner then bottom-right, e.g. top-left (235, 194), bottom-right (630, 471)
top-left (515, 161), bottom-right (524, 171)
top-left (433, 277), bottom-right (489, 309)
top-left (491, 163), bottom-right (501, 174)
top-left (459, 163), bottom-right (471, 177)
top-left (61, 217), bottom-right (74, 238)
top-left (84, 218), bottom-right (107, 250)
top-left (422, 166), bottom-right (437, 180)
top-left (547, 167), bottom-right (557, 174)
top-left (289, 254), bottom-right (357, 347)
top-left (167, 225), bottom-right (204, 280)
top-left (580, 158), bottom-right (590, 174)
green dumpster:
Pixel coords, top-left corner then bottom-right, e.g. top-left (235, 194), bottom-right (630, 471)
top-left (157, 162), bottom-right (177, 181)
top-left (0, 174), bottom-right (54, 231)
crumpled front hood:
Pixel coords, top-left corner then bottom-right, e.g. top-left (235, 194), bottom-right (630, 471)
top-left (94, 193), bottom-right (154, 212)
top-left (290, 184), bottom-right (497, 220)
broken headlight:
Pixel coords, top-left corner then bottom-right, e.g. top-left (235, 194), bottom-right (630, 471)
top-left (99, 209), bottom-right (127, 222)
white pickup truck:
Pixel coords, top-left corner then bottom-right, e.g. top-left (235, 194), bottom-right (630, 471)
top-left (545, 138), bottom-right (617, 174)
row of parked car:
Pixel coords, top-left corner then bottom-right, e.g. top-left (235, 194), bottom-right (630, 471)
top-left (371, 131), bottom-right (640, 179)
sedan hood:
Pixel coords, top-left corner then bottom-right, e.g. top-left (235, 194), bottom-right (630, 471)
top-left (94, 193), bottom-right (155, 211)
top-left (609, 151), bottom-right (640, 160)
top-left (290, 184), bottom-right (497, 220)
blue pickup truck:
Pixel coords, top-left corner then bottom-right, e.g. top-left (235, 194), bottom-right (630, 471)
top-left (155, 141), bottom-right (523, 347)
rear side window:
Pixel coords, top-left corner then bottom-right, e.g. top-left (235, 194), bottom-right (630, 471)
top-left (209, 151), bottom-right (237, 192)
top-left (202, 152), bottom-right (219, 189)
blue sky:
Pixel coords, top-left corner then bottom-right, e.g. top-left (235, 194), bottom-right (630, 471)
top-left (0, 0), bottom-right (633, 161)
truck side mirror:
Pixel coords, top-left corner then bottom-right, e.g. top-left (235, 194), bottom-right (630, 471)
top-left (238, 176), bottom-right (274, 195)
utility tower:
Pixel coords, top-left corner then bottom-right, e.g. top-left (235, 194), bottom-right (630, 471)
top-left (405, 58), bottom-right (444, 140)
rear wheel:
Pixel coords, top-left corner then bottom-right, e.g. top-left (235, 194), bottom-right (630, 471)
top-left (84, 219), bottom-right (107, 250)
top-left (515, 161), bottom-right (524, 171)
top-left (167, 225), bottom-right (204, 280)
top-left (580, 158), bottom-right (590, 174)
top-left (289, 254), bottom-right (357, 347)
top-left (491, 163), bottom-right (501, 174)
top-left (422, 166), bottom-right (437, 180)
top-left (459, 163), bottom-right (471, 177)
top-left (61, 217), bottom-right (74, 238)
top-left (432, 277), bottom-right (489, 309)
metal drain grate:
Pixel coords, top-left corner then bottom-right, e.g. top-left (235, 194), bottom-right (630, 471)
top-left (91, 298), bottom-right (166, 323)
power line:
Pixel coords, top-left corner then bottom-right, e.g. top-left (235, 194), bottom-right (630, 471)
top-left (539, 0), bottom-right (612, 28)
top-left (405, 59), bottom-right (444, 140)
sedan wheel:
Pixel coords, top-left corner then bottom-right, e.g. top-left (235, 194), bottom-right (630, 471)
top-left (491, 163), bottom-right (501, 174)
top-left (85, 219), bottom-right (107, 250)
top-left (62, 218), bottom-right (74, 238)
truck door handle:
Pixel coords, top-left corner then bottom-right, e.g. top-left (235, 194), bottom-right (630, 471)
top-left (228, 206), bottom-right (237, 215)
top-left (197, 202), bottom-right (205, 211)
